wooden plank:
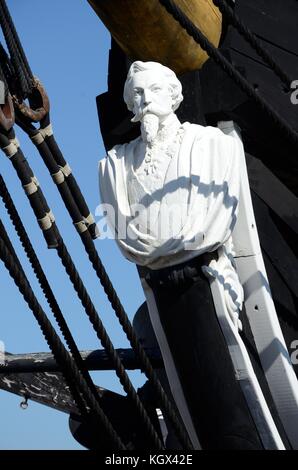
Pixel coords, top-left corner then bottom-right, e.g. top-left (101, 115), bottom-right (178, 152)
top-left (0, 347), bottom-right (163, 373)
top-left (228, 28), bottom-right (298, 82)
top-left (250, 190), bottom-right (298, 299)
top-left (0, 367), bottom-right (79, 414)
top-left (236, 0), bottom-right (298, 57)
top-left (246, 154), bottom-right (298, 235)
top-left (229, 48), bottom-right (298, 131)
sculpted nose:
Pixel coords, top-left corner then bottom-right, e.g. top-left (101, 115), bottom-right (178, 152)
top-left (143, 89), bottom-right (152, 106)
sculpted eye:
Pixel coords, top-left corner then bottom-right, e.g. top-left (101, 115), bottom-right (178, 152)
top-left (133, 89), bottom-right (142, 96)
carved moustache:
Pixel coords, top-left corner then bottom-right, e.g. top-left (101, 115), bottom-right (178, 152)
top-left (131, 103), bottom-right (168, 123)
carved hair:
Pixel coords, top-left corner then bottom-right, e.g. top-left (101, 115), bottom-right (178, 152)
top-left (123, 61), bottom-right (183, 112)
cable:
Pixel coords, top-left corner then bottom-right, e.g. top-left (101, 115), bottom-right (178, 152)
top-left (15, 114), bottom-right (191, 448)
top-left (0, 2), bottom-right (30, 97)
top-left (0, 0), bottom-right (33, 84)
top-left (16, 115), bottom-right (193, 449)
top-left (0, 0), bottom-right (192, 447)
top-left (159, 0), bottom-right (298, 149)
top-left (0, 132), bottom-right (164, 450)
top-left (0, 174), bottom-right (102, 407)
top-left (0, 231), bottom-right (125, 450)
top-left (213, 0), bottom-right (292, 89)
top-left (56, 240), bottom-right (165, 450)
top-left (80, 231), bottom-right (194, 449)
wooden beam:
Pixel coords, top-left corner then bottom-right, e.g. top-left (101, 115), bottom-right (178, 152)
top-left (0, 348), bottom-right (163, 374)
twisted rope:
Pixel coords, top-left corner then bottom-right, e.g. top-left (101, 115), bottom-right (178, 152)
top-left (213, 0), bottom-right (292, 89)
top-left (0, 132), bottom-right (164, 449)
top-left (0, 233), bottom-right (125, 450)
top-left (0, 174), bottom-right (101, 404)
top-left (0, 2), bottom-right (30, 97)
top-left (159, 0), bottom-right (298, 147)
top-left (81, 234), bottom-right (193, 449)
top-left (0, 0), bottom-right (33, 84)
top-left (56, 240), bottom-right (165, 450)
top-left (17, 108), bottom-right (192, 448)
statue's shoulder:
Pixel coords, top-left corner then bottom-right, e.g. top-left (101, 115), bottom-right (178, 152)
top-left (184, 123), bottom-right (229, 140)
top-left (107, 136), bottom-right (141, 161)
top-left (184, 123), bottom-right (235, 151)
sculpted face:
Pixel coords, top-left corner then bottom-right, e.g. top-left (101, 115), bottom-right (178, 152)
top-left (130, 70), bottom-right (174, 124)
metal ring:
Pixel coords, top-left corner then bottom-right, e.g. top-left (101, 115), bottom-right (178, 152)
top-left (13, 77), bottom-right (50, 123)
top-left (20, 396), bottom-right (29, 410)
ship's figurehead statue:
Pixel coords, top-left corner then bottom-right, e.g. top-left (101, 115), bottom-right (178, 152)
top-left (99, 61), bottom-right (289, 450)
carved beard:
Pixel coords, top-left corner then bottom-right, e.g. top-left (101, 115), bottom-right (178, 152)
top-left (140, 113), bottom-right (160, 144)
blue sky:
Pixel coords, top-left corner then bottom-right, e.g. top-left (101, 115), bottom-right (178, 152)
top-left (0, 0), bottom-right (146, 449)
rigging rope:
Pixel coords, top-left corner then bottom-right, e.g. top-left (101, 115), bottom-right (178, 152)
top-left (213, 0), bottom-right (292, 89)
top-left (0, 229), bottom-right (126, 450)
top-left (41, 120), bottom-right (99, 240)
top-left (0, 131), bottom-right (164, 451)
top-left (0, 2), bottom-right (31, 98)
top-left (56, 240), bottom-right (165, 450)
top-left (0, 174), bottom-right (103, 411)
top-left (16, 114), bottom-right (193, 450)
top-left (159, 0), bottom-right (298, 148)
top-left (0, 0), bottom-right (195, 449)
top-left (0, 0), bottom-right (33, 85)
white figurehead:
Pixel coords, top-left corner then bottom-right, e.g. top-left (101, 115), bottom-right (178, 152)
top-left (123, 60), bottom-right (183, 143)
top-left (99, 61), bottom-right (241, 284)
top-left (98, 61), bottom-right (291, 451)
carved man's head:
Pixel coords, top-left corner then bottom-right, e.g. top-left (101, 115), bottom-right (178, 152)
top-left (124, 61), bottom-right (183, 124)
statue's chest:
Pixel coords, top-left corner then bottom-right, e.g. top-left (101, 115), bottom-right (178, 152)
top-left (135, 143), bottom-right (173, 194)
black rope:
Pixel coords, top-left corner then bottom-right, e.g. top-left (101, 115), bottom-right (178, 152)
top-left (44, 132), bottom-right (98, 240)
top-left (0, 0), bottom-right (33, 83)
top-left (0, 218), bottom-right (22, 270)
top-left (0, 219), bottom-right (87, 417)
top-left (0, 231), bottom-right (125, 450)
top-left (0, 133), bottom-right (164, 450)
top-left (15, 117), bottom-right (95, 241)
top-left (0, 3), bottom-right (30, 98)
top-left (159, 0), bottom-right (298, 148)
top-left (16, 115), bottom-right (192, 449)
top-left (0, 130), bottom-right (59, 248)
top-left (0, 174), bottom-right (102, 409)
top-left (80, 232), bottom-right (193, 449)
top-left (213, 0), bottom-right (292, 89)
top-left (15, 114), bottom-right (98, 241)
top-left (0, 1), bottom-right (191, 447)
top-left (56, 241), bottom-right (165, 450)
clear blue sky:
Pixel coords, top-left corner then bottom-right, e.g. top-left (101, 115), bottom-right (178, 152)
top-left (0, 0), bottom-right (145, 449)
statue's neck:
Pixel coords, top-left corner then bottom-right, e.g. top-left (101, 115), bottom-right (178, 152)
top-left (158, 113), bottom-right (181, 137)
